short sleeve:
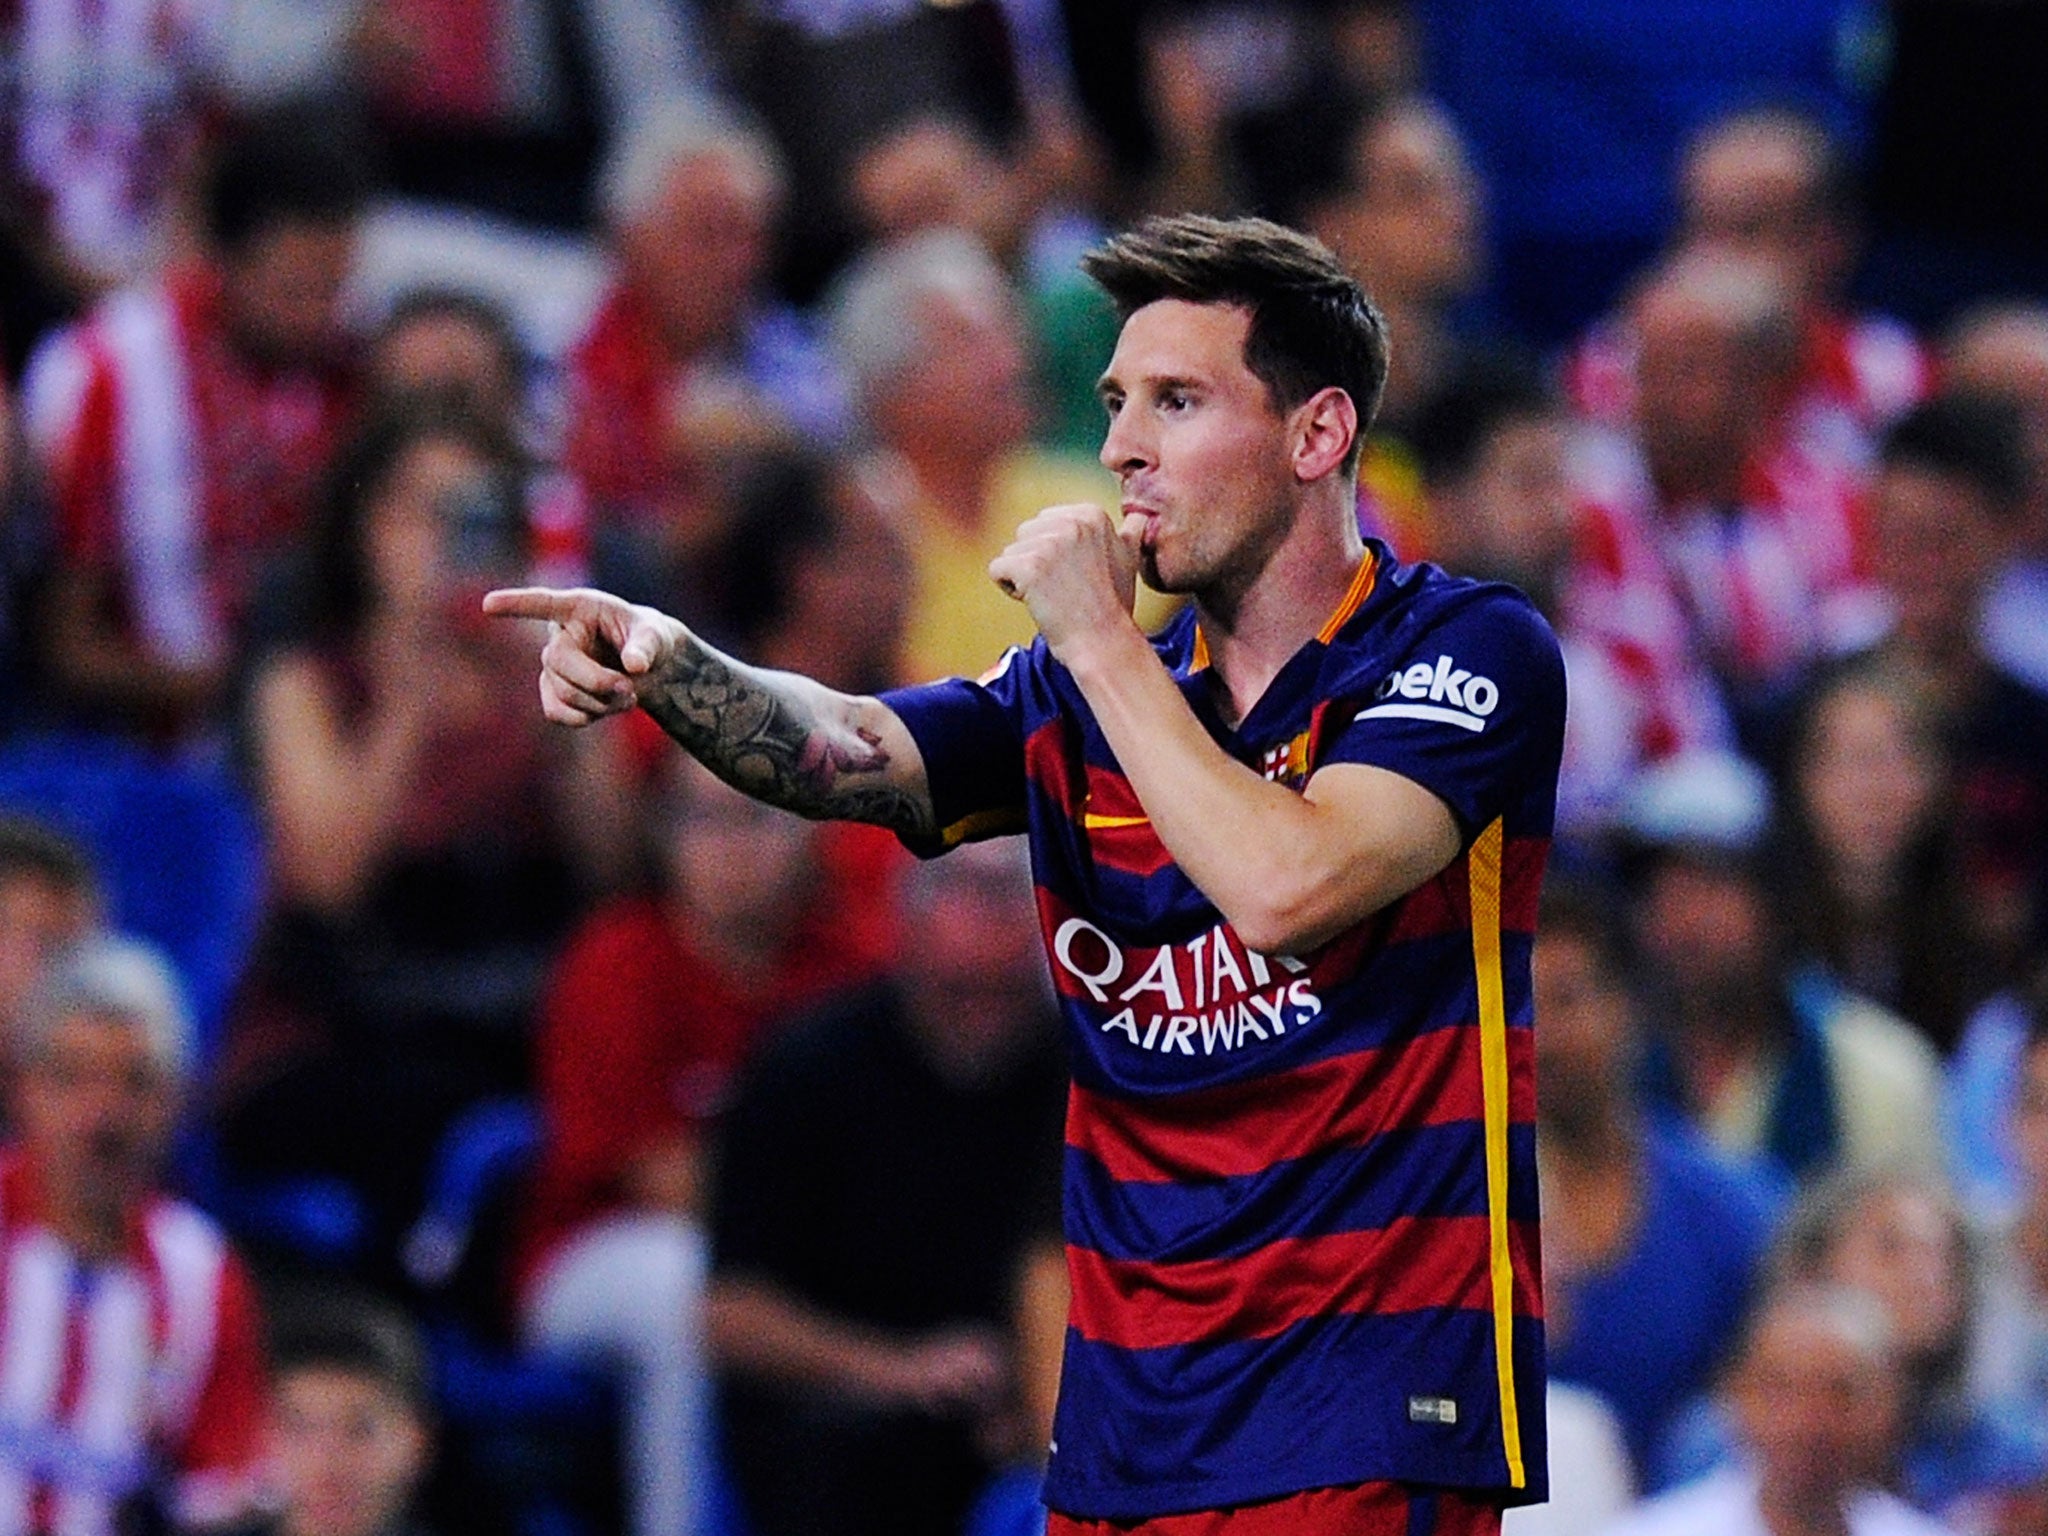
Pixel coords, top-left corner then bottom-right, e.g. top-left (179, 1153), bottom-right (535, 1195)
top-left (1317, 591), bottom-right (1566, 838)
top-left (878, 643), bottom-right (1038, 857)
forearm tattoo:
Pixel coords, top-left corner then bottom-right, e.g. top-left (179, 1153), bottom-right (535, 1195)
top-left (637, 638), bottom-right (936, 835)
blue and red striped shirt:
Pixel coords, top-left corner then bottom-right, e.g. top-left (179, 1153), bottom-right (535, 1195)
top-left (882, 542), bottom-right (1565, 1519)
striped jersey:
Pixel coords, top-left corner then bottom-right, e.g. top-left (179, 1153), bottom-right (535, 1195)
top-left (0, 1151), bottom-right (265, 1534)
top-left (881, 542), bottom-right (1564, 1519)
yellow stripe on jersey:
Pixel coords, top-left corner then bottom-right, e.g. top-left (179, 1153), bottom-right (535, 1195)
top-left (1469, 816), bottom-right (1526, 1489)
top-left (938, 806), bottom-right (1029, 848)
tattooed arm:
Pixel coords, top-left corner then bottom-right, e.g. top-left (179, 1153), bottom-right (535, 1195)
top-left (481, 586), bottom-right (936, 835)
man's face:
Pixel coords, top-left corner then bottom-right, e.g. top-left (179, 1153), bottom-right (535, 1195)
top-left (1733, 1305), bottom-right (1902, 1509)
top-left (1633, 289), bottom-right (1762, 490)
top-left (901, 844), bottom-right (1047, 1073)
top-left (269, 1369), bottom-right (427, 1536)
top-left (0, 874), bottom-right (94, 1038)
top-left (1682, 130), bottom-right (1833, 303)
top-left (14, 1012), bottom-right (175, 1212)
top-left (1532, 930), bottom-right (1632, 1143)
top-left (1099, 300), bottom-right (1301, 598)
top-left (1868, 461), bottom-right (2007, 652)
top-left (1435, 413), bottom-right (1573, 594)
top-left (221, 220), bottom-right (355, 367)
top-left (881, 287), bottom-right (1034, 461)
top-left (622, 153), bottom-right (773, 355)
top-left (1637, 859), bottom-right (1772, 1002)
top-left (1345, 102), bottom-right (1481, 302)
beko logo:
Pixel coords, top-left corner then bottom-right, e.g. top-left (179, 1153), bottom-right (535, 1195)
top-left (1357, 654), bottom-right (1500, 732)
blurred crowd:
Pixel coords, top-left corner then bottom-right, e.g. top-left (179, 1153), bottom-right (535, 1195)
top-left (1, 0), bottom-right (2047, 1534)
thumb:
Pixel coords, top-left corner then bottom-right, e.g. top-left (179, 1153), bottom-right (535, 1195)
top-left (1118, 510), bottom-right (1147, 550)
top-left (618, 616), bottom-right (661, 675)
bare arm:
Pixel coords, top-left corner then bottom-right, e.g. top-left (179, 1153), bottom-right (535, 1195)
top-left (705, 1276), bottom-right (1006, 1415)
top-left (482, 586), bottom-right (937, 836)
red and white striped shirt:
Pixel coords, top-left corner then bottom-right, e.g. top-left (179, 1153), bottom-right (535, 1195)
top-left (1563, 306), bottom-right (1932, 468)
top-left (0, 1151), bottom-right (264, 1536)
top-left (1567, 425), bottom-right (1886, 698)
top-left (0, 0), bottom-right (219, 281)
top-left (21, 264), bottom-right (354, 669)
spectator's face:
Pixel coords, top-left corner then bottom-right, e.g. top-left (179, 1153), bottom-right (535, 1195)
top-left (1337, 102), bottom-right (1481, 303)
top-left (269, 1368), bottom-right (427, 1536)
top-left (1796, 681), bottom-right (1940, 880)
top-left (364, 436), bottom-right (511, 622)
top-left (371, 313), bottom-right (522, 431)
top-left (1638, 859), bottom-right (1772, 998)
top-left (1633, 289), bottom-right (1765, 491)
top-left (1825, 1186), bottom-right (1965, 1364)
top-left (880, 287), bottom-right (1034, 462)
top-left (14, 1012), bottom-right (175, 1213)
top-left (1733, 1304), bottom-right (1903, 1509)
top-left (622, 152), bottom-right (774, 355)
top-left (782, 474), bottom-right (914, 690)
top-left (1947, 321), bottom-right (2048, 548)
top-left (1682, 129), bottom-right (1835, 303)
top-left (2012, 1039), bottom-right (2048, 1200)
top-left (0, 873), bottom-right (94, 1037)
top-left (1434, 413), bottom-right (1574, 593)
top-left (663, 762), bottom-right (819, 943)
top-left (1099, 300), bottom-right (1302, 597)
top-left (1532, 929), bottom-right (1632, 1143)
top-left (850, 120), bottom-right (1019, 253)
top-left (1868, 462), bottom-right (2007, 652)
top-left (902, 845), bottom-right (1047, 1075)
top-left (222, 219), bottom-right (355, 366)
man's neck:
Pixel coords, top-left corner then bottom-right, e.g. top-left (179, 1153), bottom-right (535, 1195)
top-left (39, 1173), bottom-right (134, 1262)
top-left (1198, 493), bottom-right (1364, 727)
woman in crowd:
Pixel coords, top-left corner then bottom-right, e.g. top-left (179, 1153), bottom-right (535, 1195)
top-left (1776, 655), bottom-right (1994, 1055)
top-left (220, 400), bottom-right (632, 1241)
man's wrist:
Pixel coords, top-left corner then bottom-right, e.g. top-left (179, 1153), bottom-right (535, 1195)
top-left (1058, 615), bottom-right (1154, 690)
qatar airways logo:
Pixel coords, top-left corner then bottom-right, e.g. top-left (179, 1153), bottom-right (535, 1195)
top-left (1051, 917), bottom-right (1324, 1056)
top-left (1358, 654), bottom-right (1501, 733)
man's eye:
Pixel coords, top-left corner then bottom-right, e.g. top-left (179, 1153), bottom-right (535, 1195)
top-left (1163, 393), bottom-right (1191, 412)
top-left (1103, 396), bottom-right (1124, 417)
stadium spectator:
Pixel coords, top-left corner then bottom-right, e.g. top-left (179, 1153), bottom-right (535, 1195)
top-left (0, 936), bottom-right (267, 1531)
top-left (1776, 656), bottom-right (1993, 1055)
top-left (696, 452), bottom-right (916, 693)
top-left (364, 289), bottom-right (589, 590)
top-left (1969, 979), bottom-right (2048, 1419)
top-left (0, 0), bottom-right (219, 369)
top-left (20, 111), bottom-right (365, 737)
top-left (1662, 1167), bottom-right (2047, 1523)
top-left (519, 753), bottom-right (899, 1536)
top-left (1567, 250), bottom-right (1881, 734)
top-left (1622, 753), bottom-right (1945, 1181)
top-left (251, 1294), bottom-right (436, 1536)
top-left (1863, 395), bottom-right (2048, 975)
top-left (1597, 1285), bottom-right (1945, 1536)
top-left (825, 229), bottom-right (1169, 682)
top-left (1534, 879), bottom-right (1779, 1485)
top-left (0, 816), bottom-right (99, 1061)
top-left (1409, 352), bottom-right (1731, 835)
top-left (562, 100), bottom-right (842, 595)
top-left (707, 839), bottom-right (1065, 1536)
top-left (1940, 305), bottom-right (2048, 697)
top-left (1306, 95), bottom-right (1483, 439)
top-left (1566, 107), bottom-right (1929, 463)
top-left (223, 401), bottom-right (627, 1237)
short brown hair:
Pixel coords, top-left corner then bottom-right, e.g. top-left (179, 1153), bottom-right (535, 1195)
top-left (1082, 214), bottom-right (1390, 472)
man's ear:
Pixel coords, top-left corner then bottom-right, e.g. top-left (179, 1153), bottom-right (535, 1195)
top-left (1292, 387), bottom-right (1360, 483)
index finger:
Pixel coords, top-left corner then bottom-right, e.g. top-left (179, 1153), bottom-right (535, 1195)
top-left (482, 587), bottom-right (574, 621)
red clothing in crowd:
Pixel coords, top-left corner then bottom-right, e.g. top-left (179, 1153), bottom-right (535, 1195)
top-left (1563, 306), bottom-right (1930, 454)
top-left (1568, 425), bottom-right (1883, 696)
top-left (22, 263), bottom-right (354, 667)
top-left (0, 1150), bottom-right (266, 1535)
top-left (561, 284), bottom-right (672, 523)
top-left (520, 823), bottom-right (905, 1287)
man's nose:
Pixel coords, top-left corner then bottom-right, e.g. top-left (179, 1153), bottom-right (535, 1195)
top-left (1100, 415), bottom-right (1153, 477)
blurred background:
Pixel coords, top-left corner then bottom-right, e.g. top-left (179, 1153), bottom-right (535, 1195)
top-left (1, 1), bottom-right (2047, 1534)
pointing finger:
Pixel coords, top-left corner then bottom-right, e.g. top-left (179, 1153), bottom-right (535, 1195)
top-left (483, 586), bottom-right (574, 621)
